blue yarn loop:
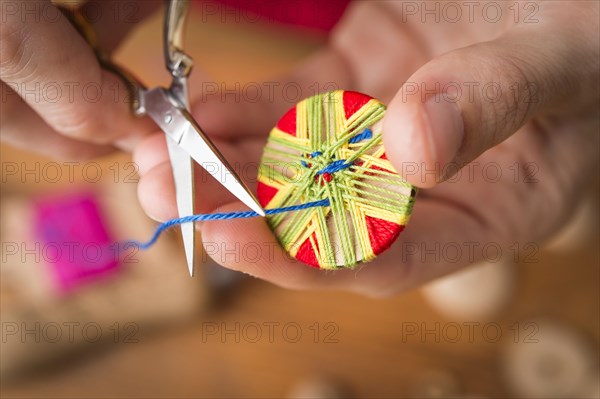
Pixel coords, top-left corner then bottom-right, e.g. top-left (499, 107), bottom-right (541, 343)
top-left (127, 199), bottom-right (330, 250)
top-left (302, 128), bottom-right (372, 172)
top-left (317, 159), bottom-right (352, 175)
top-left (348, 128), bottom-right (373, 143)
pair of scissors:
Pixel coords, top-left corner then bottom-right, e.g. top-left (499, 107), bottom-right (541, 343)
top-left (61, 0), bottom-right (265, 276)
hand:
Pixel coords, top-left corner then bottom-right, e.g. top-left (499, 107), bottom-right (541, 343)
top-left (0, 0), bottom-right (160, 160)
top-left (134, 1), bottom-right (599, 297)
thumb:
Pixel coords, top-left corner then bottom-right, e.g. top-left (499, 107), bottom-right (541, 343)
top-left (383, 21), bottom-right (598, 188)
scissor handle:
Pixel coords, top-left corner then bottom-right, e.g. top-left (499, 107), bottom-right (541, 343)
top-left (164, 0), bottom-right (193, 79)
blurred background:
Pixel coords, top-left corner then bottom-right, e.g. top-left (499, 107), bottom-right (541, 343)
top-left (1, 1), bottom-right (599, 398)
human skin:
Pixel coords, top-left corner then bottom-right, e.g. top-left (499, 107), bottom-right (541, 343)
top-left (134, 1), bottom-right (598, 297)
top-left (2, 1), bottom-right (598, 297)
top-left (0, 0), bottom-right (160, 159)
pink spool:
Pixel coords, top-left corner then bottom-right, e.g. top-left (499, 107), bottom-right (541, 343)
top-left (34, 191), bottom-right (120, 293)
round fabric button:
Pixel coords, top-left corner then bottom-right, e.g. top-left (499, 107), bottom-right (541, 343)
top-left (257, 90), bottom-right (416, 269)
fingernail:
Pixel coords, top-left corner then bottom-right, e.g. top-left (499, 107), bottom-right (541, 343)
top-left (423, 98), bottom-right (464, 172)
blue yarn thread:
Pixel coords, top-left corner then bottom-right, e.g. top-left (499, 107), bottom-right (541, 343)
top-left (130, 129), bottom-right (372, 251)
top-left (348, 127), bottom-right (373, 143)
top-left (317, 159), bottom-right (351, 175)
top-left (128, 199), bottom-right (330, 250)
top-left (303, 128), bottom-right (373, 174)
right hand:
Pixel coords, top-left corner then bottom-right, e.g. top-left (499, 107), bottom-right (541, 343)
top-left (134, 0), bottom-right (599, 297)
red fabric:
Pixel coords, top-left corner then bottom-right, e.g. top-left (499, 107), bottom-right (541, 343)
top-left (197, 0), bottom-right (350, 32)
top-left (257, 181), bottom-right (278, 205)
top-left (342, 91), bottom-right (373, 120)
top-left (365, 216), bottom-right (403, 256)
top-left (276, 106), bottom-right (297, 136)
top-left (296, 233), bottom-right (320, 268)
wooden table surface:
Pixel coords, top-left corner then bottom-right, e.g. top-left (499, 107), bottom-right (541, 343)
top-left (1, 8), bottom-right (599, 399)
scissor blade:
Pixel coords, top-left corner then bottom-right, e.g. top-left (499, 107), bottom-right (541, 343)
top-left (178, 124), bottom-right (265, 216)
top-left (166, 136), bottom-right (195, 276)
top-left (143, 88), bottom-right (265, 217)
